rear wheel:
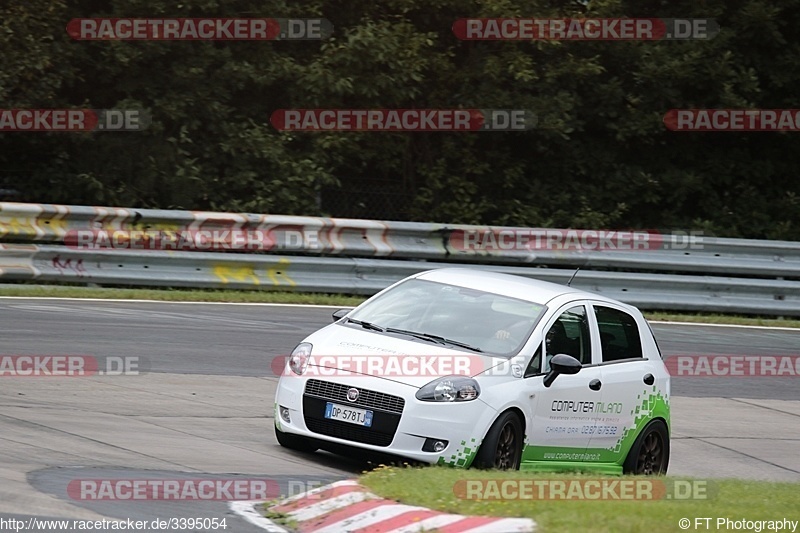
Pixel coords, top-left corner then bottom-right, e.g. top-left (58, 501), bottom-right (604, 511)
top-left (275, 426), bottom-right (319, 453)
top-left (473, 412), bottom-right (523, 470)
top-left (623, 419), bottom-right (669, 475)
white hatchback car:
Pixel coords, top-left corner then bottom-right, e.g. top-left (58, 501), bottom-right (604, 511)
top-left (274, 268), bottom-right (670, 474)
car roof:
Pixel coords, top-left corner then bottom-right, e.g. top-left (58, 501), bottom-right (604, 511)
top-left (413, 267), bottom-right (595, 305)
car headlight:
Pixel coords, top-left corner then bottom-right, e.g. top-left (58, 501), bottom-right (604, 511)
top-left (289, 343), bottom-right (312, 375)
top-left (416, 376), bottom-right (480, 402)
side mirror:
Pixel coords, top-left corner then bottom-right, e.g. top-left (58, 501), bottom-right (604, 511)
top-left (543, 354), bottom-right (582, 388)
top-left (331, 308), bottom-right (351, 323)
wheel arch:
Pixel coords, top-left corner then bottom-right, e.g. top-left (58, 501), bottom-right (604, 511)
top-left (469, 406), bottom-right (527, 469)
top-left (634, 414), bottom-right (669, 433)
top-left (480, 406), bottom-right (527, 439)
top-left (622, 415), bottom-right (671, 474)
top-left (654, 415), bottom-right (670, 430)
top-left (645, 415), bottom-right (671, 439)
top-left (504, 406), bottom-right (527, 436)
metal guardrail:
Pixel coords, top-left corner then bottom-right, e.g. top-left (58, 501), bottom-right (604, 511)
top-left (1, 202), bottom-right (800, 315)
top-left (2, 201), bottom-right (800, 268)
top-left (1, 244), bottom-right (799, 315)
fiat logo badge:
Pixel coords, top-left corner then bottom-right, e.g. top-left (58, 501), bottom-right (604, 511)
top-left (346, 388), bottom-right (360, 402)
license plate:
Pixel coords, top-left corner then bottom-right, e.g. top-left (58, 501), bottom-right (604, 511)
top-left (324, 402), bottom-right (373, 427)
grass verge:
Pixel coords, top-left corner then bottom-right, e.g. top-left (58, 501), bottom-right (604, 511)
top-left (644, 311), bottom-right (800, 329)
top-left (360, 466), bottom-right (800, 533)
top-left (262, 507), bottom-right (298, 531)
top-left (0, 284), bottom-right (366, 306)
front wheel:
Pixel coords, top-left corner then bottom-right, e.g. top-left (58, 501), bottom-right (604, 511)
top-left (473, 412), bottom-right (523, 470)
top-left (623, 419), bottom-right (669, 475)
top-left (275, 426), bottom-right (319, 453)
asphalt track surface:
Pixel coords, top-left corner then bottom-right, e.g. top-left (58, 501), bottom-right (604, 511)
top-left (1, 299), bottom-right (799, 531)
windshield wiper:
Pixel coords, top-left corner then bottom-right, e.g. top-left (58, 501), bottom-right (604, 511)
top-left (346, 318), bottom-right (385, 332)
top-left (384, 327), bottom-right (445, 345)
top-left (385, 328), bottom-right (484, 353)
top-left (420, 334), bottom-right (484, 353)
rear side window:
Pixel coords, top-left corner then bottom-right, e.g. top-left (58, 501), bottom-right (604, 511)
top-left (647, 322), bottom-right (664, 360)
top-left (594, 306), bottom-right (643, 362)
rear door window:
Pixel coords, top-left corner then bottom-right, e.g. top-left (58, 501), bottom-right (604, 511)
top-left (594, 306), bottom-right (644, 362)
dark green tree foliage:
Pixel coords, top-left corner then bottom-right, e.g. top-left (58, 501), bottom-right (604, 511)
top-left (1, 0), bottom-right (799, 238)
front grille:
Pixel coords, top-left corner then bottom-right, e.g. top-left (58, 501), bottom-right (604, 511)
top-left (304, 379), bottom-right (405, 414)
top-left (302, 395), bottom-right (401, 447)
top-left (305, 417), bottom-right (394, 447)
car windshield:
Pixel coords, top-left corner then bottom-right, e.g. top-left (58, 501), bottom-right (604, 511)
top-left (346, 278), bottom-right (546, 356)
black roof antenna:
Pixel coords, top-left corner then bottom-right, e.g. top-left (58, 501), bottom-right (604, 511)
top-left (566, 267), bottom-right (581, 287)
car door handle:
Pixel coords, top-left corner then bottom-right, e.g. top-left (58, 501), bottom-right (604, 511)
top-left (589, 379), bottom-right (602, 391)
top-left (643, 373), bottom-right (655, 385)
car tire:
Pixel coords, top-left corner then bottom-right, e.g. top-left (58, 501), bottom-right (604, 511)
top-left (473, 411), bottom-right (523, 470)
top-left (623, 419), bottom-right (669, 475)
top-left (275, 425), bottom-right (319, 453)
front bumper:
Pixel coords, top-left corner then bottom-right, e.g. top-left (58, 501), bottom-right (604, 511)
top-left (275, 375), bottom-right (497, 465)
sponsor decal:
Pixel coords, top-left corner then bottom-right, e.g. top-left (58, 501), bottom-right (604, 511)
top-left (438, 438), bottom-right (480, 468)
top-left (545, 424), bottom-right (620, 436)
top-left (609, 388), bottom-right (670, 455)
top-left (550, 400), bottom-right (624, 414)
top-left (541, 451), bottom-right (602, 461)
top-left (522, 387), bottom-right (670, 464)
